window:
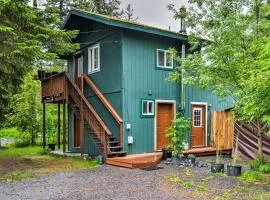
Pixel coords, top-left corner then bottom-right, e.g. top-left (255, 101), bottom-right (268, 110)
top-left (142, 100), bottom-right (155, 117)
top-left (193, 108), bottom-right (202, 127)
top-left (77, 55), bottom-right (83, 77)
top-left (88, 44), bottom-right (100, 74)
top-left (157, 49), bottom-right (173, 69)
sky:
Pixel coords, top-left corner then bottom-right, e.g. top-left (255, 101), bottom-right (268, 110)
top-left (120, 0), bottom-right (190, 32)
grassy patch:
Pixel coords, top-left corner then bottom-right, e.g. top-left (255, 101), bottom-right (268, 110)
top-left (180, 181), bottom-right (194, 188)
top-left (240, 170), bottom-right (270, 184)
top-left (0, 146), bottom-right (98, 182)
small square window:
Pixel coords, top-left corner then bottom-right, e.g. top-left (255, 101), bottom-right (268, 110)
top-left (142, 100), bottom-right (155, 117)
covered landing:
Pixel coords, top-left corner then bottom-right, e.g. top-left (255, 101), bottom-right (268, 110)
top-left (106, 152), bottom-right (162, 169)
top-left (182, 147), bottom-right (232, 156)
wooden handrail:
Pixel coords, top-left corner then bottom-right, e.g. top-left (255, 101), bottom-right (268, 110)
top-left (83, 74), bottom-right (123, 145)
top-left (65, 73), bottom-right (112, 136)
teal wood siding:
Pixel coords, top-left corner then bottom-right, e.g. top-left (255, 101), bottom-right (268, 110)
top-left (122, 30), bottom-right (182, 154)
top-left (184, 86), bottom-right (234, 147)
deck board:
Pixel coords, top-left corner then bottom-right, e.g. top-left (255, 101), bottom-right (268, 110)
top-left (182, 147), bottom-right (232, 156)
top-left (106, 152), bottom-right (162, 169)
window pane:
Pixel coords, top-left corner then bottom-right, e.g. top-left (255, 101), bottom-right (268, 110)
top-left (143, 101), bottom-right (148, 114)
top-left (158, 50), bottom-right (165, 66)
top-left (89, 49), bottom-right (93, 73)
top-left (166, 52), bottom-right (173, 67)
top-left (93, 47), bottom-right (99, 70)
top-left (148, 101), bottom-right (153, 114)
top-left (193, 109), bottom-right (201, 127)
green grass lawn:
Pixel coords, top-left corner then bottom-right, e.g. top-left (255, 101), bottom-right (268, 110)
top-left (0, 146), bottom-right (98, 182)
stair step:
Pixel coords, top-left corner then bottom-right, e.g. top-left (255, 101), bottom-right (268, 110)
top-left (109, 146), bottom-right (123, 152)
top-left (107, 151), bottom-right (127, 158)
top-left (108, 141), bottom-right (120, 146)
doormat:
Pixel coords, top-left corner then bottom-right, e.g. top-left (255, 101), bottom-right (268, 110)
top-left (140, 166), bottom-right (164, 171)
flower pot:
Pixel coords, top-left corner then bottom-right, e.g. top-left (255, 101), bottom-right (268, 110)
top-left (162, 149), bottom-right (172, 160)
top-left (227, 165), bottom-right (242, 176)
top-left (48, 143), bottom-right (56, 151)
top-left (211, 163), bottom-right (224, 173)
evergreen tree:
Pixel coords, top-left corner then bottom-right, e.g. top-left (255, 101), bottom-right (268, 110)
top-left (124, 4), bottom-right (138, 21)
top-left (0, 0), bottom-right (79, 124)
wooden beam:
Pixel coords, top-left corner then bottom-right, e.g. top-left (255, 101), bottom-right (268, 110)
top-left (42, 103), bottom-right (46, 149)
top-left (80, 100), bottom-right (84, 156)
top-left (57, 103), bottom-right (61, 149)
top-left (63, 102), bottom-right (66, 152)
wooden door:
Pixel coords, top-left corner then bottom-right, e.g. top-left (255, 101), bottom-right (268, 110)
top-left (191, 104), bottom-right (206, 147)
top-left (156, 103), bottom-right (174, 151)
top-left (73, 114), bottom-right (81, 148)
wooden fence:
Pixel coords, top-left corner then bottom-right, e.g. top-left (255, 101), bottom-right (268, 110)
top-left (211, 111), bottom-right (234, 150)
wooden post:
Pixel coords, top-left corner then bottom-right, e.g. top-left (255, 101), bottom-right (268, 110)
top-left (57, 103), bottom-right (61, 149)
top-left (63, 102), bottom-right (66, 152)
top-left (80, 104), bottom-right (84, 156)
top-left (42, 103), bottom-right (46, 149)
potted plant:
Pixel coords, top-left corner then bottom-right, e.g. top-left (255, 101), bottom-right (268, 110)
top-left (162, 147), bottom-right (173, 160)
top-left (165, 114), bottom-right (191, 162)
top-left (227, 134), bottom-right (242, 176)
top-left (211, 120), bottom-right (224, 173)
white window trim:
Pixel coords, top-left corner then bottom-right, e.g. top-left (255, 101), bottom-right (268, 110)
top-left (88, 44), bottom-right (100, 74)
top-left (156, 49), bottom-right (174, 69)
top-left (78, 55), bottom-right (83, 78)
top-left (193, 107), bottom-right (202, 127)
top-left (142, 100), bottom-right (155, 116)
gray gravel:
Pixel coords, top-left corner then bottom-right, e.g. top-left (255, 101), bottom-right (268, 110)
top-left (0, 163), bottom-right (181, 200)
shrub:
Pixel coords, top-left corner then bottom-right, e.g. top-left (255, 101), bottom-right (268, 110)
top-left (0, 128), bottom-right (31, 147)
top-left (249, 158), bottom-right (262, 171)
top-left (166, 114), bottom-right (191, 156)
top-left (258, 164), bottom-right (270, 174)
top-left (240, 170), bottom-right (264, 182)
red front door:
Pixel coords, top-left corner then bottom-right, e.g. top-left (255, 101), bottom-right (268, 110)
top-left (191, 104), bottom-right (206, 147)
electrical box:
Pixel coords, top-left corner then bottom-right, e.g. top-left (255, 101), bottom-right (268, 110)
top-left (126, 123), bottom-right (131, 130)
top-left (128, 136), bottom-right (133, 144)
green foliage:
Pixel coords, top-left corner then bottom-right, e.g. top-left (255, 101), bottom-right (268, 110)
top-left (180, 181), bottom-right (194, 188)
top-left (0, 0), bottom-right (79, 124)
top-left (250, 157), bottom-right (270, 174)
top-left (168, 0), bottom-right (270, 160)
top-left (0, 128), bottom-right (31, 147)
top-left (240, 170), bottom-right (265, 183)
top-left (166, 114), bottom-right (191, 156)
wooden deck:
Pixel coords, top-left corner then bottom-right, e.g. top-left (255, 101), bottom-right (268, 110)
top-left (106, 152), bottom-right (162, 169)
top-left (182, 147), bottom-right (232, 156)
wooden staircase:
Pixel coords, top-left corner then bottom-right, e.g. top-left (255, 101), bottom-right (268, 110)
top-left (40, 72), bottom-right (126, 158)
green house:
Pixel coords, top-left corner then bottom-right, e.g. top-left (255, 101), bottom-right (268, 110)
top-left (41, 9), bottom-right (233, 158)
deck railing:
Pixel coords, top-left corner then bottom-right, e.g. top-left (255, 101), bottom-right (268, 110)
top-left (41, 72), bottom-right (66, 102)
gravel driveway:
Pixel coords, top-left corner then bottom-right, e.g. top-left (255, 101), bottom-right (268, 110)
top-left (1, 160), bottom-right (269, 200)
top-left (0, 163), bottom-right (181, 200)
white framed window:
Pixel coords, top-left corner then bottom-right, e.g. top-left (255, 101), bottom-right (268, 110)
top-left (88, 44), bottom-right (100, 74)
top-left (157, 49), bottom-right (173, 69)
top-left (142, 100), bottom-right (155, 117)
top-left (77, 55), bottom-right (83, 77)
top-left (193, 107), bottom-right (202, 127)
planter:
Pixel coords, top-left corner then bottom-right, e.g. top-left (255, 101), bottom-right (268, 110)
top-left (96, 155), bottom-right (104, 165)
top-left (48, 143), bottom-right (56, 151)
top-left (162, 149), bottom-right (172, 160)
top-left (211, 163), bottom-right (225, 173)
top-left (227, 165), bottom-right (242, 176)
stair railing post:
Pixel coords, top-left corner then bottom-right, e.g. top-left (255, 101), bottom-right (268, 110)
top-left (43, 103), bottom-right (46, 149)
top-left (63, 101), bottom-right (66, 153)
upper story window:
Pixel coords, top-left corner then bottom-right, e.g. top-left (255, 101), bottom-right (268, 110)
top-left (157, 49), bottom-right (173, 69)
top-left (88, 44), bottom-right (100, 74)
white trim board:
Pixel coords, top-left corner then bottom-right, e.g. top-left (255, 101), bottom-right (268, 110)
top-left (154, 100), bottom-right (176, 151)
top-left (191, 102), bottom-right (208, 147)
